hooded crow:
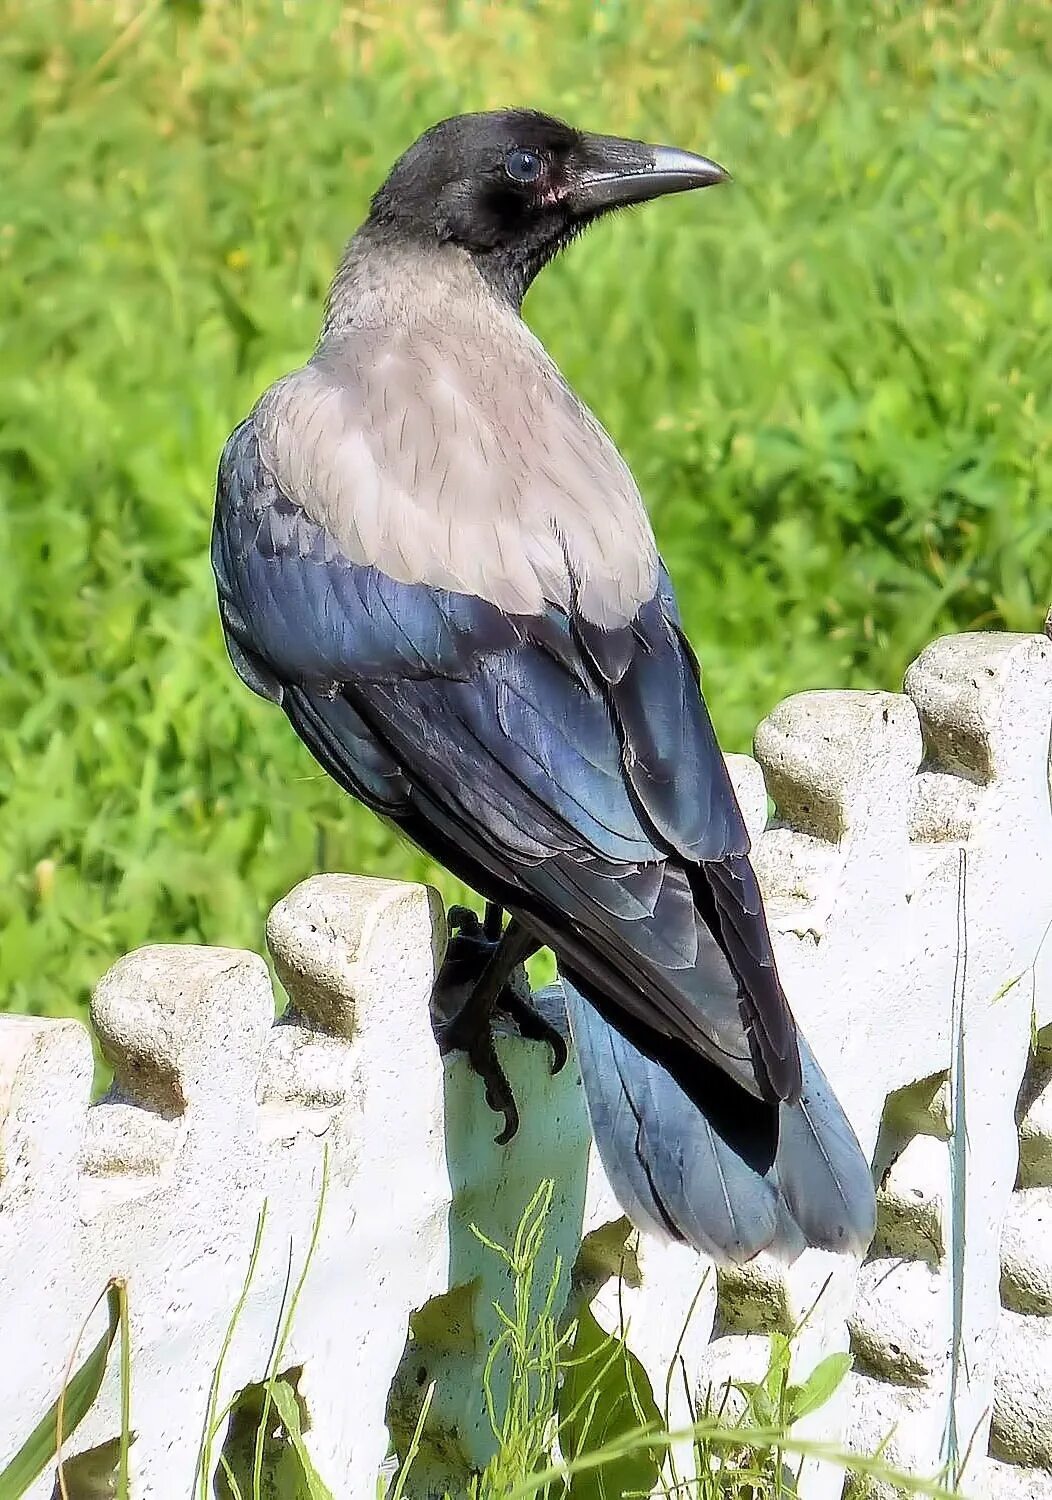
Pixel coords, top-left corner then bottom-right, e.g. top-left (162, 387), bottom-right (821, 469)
top-left (212, 109), bottom-right (876, 1263)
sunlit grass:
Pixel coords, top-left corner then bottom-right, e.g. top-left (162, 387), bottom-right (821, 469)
top-left (1, 0), bottom-right (1049, 1022)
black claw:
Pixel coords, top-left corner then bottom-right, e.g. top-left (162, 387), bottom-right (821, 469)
top-left (500, 987), bottom-right (569, 1075)
top-left (494, 1111), bottom-right (519, 1147)
top-left (467, 1027), bottom-right (520, 1144)
top-left (432, 902), bottom-right (546, 1145)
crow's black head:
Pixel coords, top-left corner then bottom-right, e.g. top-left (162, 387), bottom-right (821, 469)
top-left (368, 109), bottom-right (728, 304)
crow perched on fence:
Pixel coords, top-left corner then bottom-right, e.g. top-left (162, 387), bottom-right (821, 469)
top-left (212, 110), bottom-right (876, 1263)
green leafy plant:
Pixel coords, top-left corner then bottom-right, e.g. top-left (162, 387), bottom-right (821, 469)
top-left (469, 1180), bottom-right (574, 1498)
top-left (687, 1332), bottom-right (853, 1500)
top-left (213, 1369), bottom-right (334, 1500)
top-left (557, 1303), bottom-right (663, 1499)
top-left (0, 1281), bottom-right (130, 1500)
top-left (52, 1436), bottom-right (127, 1500)
top-left (195, 1208), bottom-right (269, 1498)
top-left (443, 1182), bottom-right (965, 1500)
top-left (3, 1171), bottom-right (965, 1500)
top-left (205, 1149), bottom-right (333, 1500)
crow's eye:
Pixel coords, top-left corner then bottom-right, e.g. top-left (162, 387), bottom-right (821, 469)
top-left (504, 148), bottom-right (543, 184)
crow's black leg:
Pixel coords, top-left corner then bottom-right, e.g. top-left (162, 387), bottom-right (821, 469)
top-left (441, 904), bottom-right (567, 1070)
top-left (433, 903), bottom-right (567, 1144)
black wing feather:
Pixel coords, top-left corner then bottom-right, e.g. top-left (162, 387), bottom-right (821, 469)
top-left (213, 418), bottom-right (802, 1103)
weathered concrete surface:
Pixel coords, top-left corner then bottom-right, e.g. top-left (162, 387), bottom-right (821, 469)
top-left (2, 626), bottom-right (1051, 1498)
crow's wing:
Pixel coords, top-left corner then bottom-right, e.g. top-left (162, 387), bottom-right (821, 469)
top-left (213, 416), bottom-right (801, 1103)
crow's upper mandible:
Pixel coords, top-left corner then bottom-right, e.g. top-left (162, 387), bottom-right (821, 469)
top-left (212, 109), bottom-right (876, 1263)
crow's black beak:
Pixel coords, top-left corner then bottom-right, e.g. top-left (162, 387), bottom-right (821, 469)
top-left (567, 134), bottom-right (730, 214)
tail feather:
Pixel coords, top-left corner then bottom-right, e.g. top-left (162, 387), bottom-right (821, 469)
top-left (774, 1038), bottom-right (877, 1255)
top-left (560, 979), bottom-right (875, 1265)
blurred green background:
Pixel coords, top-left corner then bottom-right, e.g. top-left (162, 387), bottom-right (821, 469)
top-left (1, 0), bottom-right (1049, 1024)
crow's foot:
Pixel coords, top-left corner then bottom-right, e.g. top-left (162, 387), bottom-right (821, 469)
top-left (495, 985), bottom-right (569, 1075)
top-left (432, 903), bottom-right (565, 1144)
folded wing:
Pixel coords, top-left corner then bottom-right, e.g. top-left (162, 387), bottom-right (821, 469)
top-left (214, 412), bottom-right (801, 1103)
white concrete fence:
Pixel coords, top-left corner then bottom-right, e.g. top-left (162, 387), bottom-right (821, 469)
top-left (2, 622), bottom-right (1052, 1500)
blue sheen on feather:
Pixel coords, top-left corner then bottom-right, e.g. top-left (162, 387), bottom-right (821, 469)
top-left (215, 421), bottom-right (521, 687)
top-left (213, 414), bottom-right (802, 1104)
top-left (561, 977), bottom-right (875, 1263)
top-left (212, 406), bottom-right (878, 1262)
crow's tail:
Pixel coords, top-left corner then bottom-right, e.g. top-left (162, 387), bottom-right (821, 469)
top-left (560, 979), bottom-right (875, 1264)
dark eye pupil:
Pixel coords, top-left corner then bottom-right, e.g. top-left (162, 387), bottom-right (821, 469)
top-left (505, 149), bottom-right (542, 183)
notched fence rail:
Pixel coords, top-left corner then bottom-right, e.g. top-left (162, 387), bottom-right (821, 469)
top-left (2, 627), bottom-right (1052, 1499)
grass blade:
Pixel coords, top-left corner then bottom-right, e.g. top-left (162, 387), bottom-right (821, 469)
top-left (252, 1147), bottom-right (329, 1500)
top-left (0, 1284), bottom-right (119, 1500)
top-left (266, 1378), bottom-right (335, 1500)
top-left (194, 1204), bottom-right (268, 1499)
top-left (116, 1281), bottom-right (131, 1500)
top-left (387, 1382), bottom-right (436, 1500)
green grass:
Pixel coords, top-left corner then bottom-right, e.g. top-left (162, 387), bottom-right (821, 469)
top-left (1, 0), bottom-right (1049, 1023)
